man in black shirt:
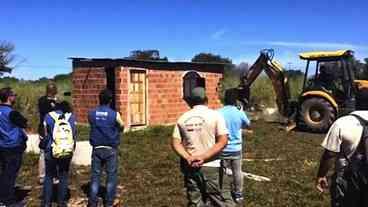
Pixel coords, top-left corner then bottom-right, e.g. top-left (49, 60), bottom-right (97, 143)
top-left (38, 82), bottom-right (58, 184)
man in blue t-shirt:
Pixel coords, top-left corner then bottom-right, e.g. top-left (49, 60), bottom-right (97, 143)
top-left (0, 87), bottom-right (28, 206)
top-left (219, 89), bottom-right (251, 205)
top-left (88, 89), bottom-right (124, 207)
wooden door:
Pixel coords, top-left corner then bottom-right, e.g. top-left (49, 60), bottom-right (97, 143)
top-left (129, 70), bottom-right (147, 126)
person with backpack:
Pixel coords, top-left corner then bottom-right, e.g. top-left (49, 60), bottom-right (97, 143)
top-left (38, 82), bottom-right (58, 184)
top-left (88, 89), bottom-right (124, 207)
top-left (0, 87), bottom-right (28, 206)
top-left (40, 101), bottom-right (76, 207)
top-left (316, 111), bottom-right (368, 207)
top-left (218, 89), bottom-right (251, 205)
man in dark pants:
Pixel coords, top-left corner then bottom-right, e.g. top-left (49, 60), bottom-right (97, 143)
top-left (0, 87), bottom-right (28, 206)
top-left (38, 82), bottom-right (58, 184)
top-left (316, 111), bottom-right (368, 207)
top-left (88, 89), bottom-right (124, 207)
top-left (41, 101), bottom-right (77, 207)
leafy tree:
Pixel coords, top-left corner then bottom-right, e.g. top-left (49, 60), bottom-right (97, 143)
top-left (191, 52), bottom-right (235, 76)
top-left (128, 49), bottom-right (168, 61)
top-left (191, 53), bottom-right (232, 64)
top-left (53, 73), bottom-right (71, 82)
top-left (351, 58), bottom-right (368, 79)
top-left (0, 41), bottom-right (15, 74)
top-left (285, 69), bottom-right (304, 78)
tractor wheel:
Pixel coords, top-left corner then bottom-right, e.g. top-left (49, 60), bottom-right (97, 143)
top-left (298, 97), bottom-right (336, 132)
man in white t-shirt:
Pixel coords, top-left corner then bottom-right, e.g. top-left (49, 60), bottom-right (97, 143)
top-left (172, 87), bottom-right (229, 207)
top-left (316, 111), bottom-right (368, 207)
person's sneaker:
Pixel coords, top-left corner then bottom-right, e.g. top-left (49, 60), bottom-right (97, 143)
top-left (234, 196), bottom-right (244, 204)
top-left (233, 193), bottom-right (244, 204)
top-left (53, 178), bottom-right (59, 184)
top-left (39, 177), bottom-right (44, 185)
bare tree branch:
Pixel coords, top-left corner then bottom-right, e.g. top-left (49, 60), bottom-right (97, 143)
top-left (0, 41), bottom-right (16, 73)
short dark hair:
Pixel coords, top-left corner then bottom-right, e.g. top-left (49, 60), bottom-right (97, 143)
top-left (190, 96), bottom-right (208, 106)
top-left (99, 89), bottom-right (113, 105)
top-left (224, 89), bottom-right (238, 106)
top-left (46, 82), bottom-right (58, 96)
top-left (56, 101), bottom-right (72, 113)
top-left (0, 87), bottom-right (14, 103)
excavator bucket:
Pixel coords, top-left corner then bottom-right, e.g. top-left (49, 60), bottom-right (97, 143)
top-left (240, 49), bottom-right (292, 117)
top-left (235, 49), bottom-right (298, 131)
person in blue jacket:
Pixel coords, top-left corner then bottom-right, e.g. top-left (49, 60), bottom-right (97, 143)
top-left (88, 89), bottom-right (124, 207)
top-left (219, 89), bottom-right (251, 205)
top-left (40, 101), bottom-right (77, 207)
top-left (0, 87), bottom-right (28, 206)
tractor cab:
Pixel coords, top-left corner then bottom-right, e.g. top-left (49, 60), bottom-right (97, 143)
top-left (299, 50), bottom-right (356, 117)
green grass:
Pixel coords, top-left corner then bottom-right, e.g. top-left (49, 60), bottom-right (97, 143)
top-left (19, 122), bottom-right (330, 206)
top-left (0, 78), bottom-right (71, 131)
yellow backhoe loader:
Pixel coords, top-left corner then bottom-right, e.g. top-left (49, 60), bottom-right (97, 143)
top-left (232, 49), bottom-right (368, 132)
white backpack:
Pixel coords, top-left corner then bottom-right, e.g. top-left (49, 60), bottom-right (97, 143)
top-left (49, 112), bottom-right (75, 159)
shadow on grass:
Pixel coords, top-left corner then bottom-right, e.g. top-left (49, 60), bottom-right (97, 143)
top-left (35, 184), bottom-right (71, 204)
top-left (81, 182), bottom-right (108, 204)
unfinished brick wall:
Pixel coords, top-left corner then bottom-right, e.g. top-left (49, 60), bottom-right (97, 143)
top-left (146, 69), bottom-right (223, 125)
top-left (114, 68), bottom-right (129, 126)
top-left (72, 67), bottom-right (106, 123)
top-left (205, 73), bottom-right (223, 109)
top-left (73, 66), bottom-right (223, 127)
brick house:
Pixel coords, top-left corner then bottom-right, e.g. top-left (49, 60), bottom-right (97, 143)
top-left (71, 58), bottom-right (225, 128)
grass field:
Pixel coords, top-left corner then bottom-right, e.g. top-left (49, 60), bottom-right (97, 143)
top-left (17, 121), bottom-right (330, 207)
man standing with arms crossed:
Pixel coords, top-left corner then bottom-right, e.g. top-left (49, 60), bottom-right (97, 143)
top-left (219, 89), bottom-right (250, 205)
top-left (172, 87), bottom-right (228, 207)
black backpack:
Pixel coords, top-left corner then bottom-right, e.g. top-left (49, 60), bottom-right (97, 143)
top-left (344, 114), bottom-right (368, 189)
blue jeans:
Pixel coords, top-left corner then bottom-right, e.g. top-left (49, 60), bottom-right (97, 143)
top-left (0, 147), bottom-right (24, 205)
top-left (41, 157), bottom-right (71, 207)
top-left (89, 148), bottom-right (118, 207)
top-left (220, 151), bottom-right (243, 205)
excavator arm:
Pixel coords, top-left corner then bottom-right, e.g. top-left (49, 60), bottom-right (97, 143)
top-left (236, 49), bottom-right (291, 117)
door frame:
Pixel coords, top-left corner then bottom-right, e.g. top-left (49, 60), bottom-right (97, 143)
top-left (128, 68), bottom-right (148, 126)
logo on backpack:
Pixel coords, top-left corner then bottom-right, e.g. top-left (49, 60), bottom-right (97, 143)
top-left (49, 112), bottom-right (75, 159)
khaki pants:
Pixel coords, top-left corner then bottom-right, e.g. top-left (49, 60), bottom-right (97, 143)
top-left (182, 163), bottom-right (228, 207)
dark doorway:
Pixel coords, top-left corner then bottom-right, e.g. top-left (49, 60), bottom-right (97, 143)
top-left (105, 67), bottom-right (116, 109)
top-left (183, 71), bottom-right (206, 105)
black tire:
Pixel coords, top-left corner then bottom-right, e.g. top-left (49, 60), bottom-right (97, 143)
top-left (298, 97), bottom-right (336, 132)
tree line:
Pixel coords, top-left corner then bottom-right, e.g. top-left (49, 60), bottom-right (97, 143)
top-left (2, 42), bottom-right (368, 81)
